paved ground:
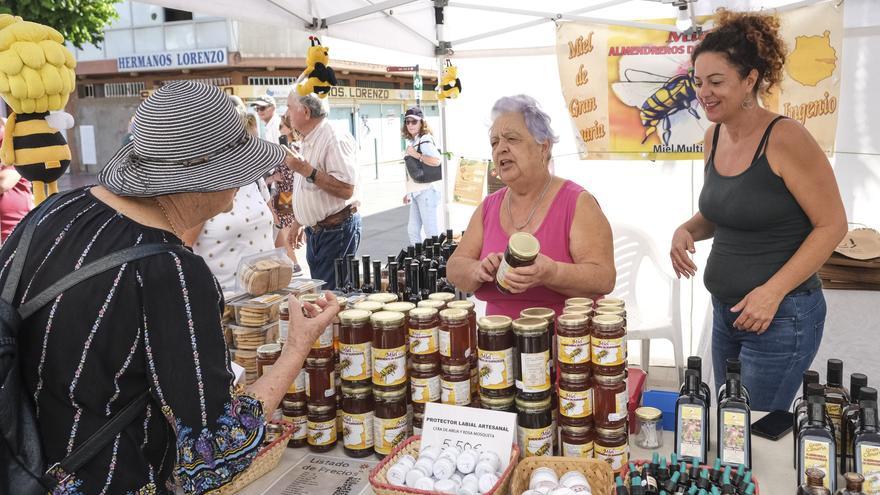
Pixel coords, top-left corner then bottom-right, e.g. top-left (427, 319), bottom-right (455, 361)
top-left (58, 162), bottom-right (413, 278)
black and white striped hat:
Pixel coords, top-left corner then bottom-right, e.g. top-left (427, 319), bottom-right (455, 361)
top-left (98, 81), bottom-right (286, 197)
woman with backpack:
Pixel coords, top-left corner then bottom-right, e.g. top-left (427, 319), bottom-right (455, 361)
top-left (402, 107), bottom-right (442, 244)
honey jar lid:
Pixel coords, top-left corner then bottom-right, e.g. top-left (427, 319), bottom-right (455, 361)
top-left (299, 293), bottom-right (323, 303)
top-left (560, 371), bottom-right (591, 383)
top-left (383, 301), bottom-right (417, 313)
top-left (478, 315), bottom-right (513, 331)
top-left (370, 310), bottom-right (406, 326)
top-left (595, 306), bottom-right (626, 317)
top-left (564, 297), bottom-right (594, 307)
top-left (514, 394), bottom-right (552, 411)
top-left (307, 402), bottom-right (336, 413)
top-left (417, 299), bottom-right (445, 310)
top-left (353, 300), bottom-right (384, 313)
top-left (563, 306), bottom-right (592, 316)
top-left (428, 292), bottom-right (457, 302)
top-left (520, 307), bottom-right (555, 321)
top-left (439, 308), bottom-right (469, 321)
top-left (557, 313), bottom-right (589, 327)
top-left (636, 406), bottom-right (662, 421)
top-left (508, 231), bottom-right (540, 259)
top-left (596, 425), bottom-right (627, 437)
top-left (593, 371), bottom-right (627, 385)
top-left (480, 394), bottom-right (515, 408)
top-left (409, 306), bottom-right (439, 320)
top-left (592, 314), bottom-right (624, 328)
top-left (596, 297), bottom-right (625, 308)
top-left (374, 386), bottom-right (407, 401)
top-left (446, 300), bottom-right (475, 310)
top-left (256, 343), bottom-right (282, 356)
top-left (338, 308), bottom-right (371, 324)
top-left (366, 292), bottom-right (399, 304)
top-left (512, 316), bottom-right (548, 335)
top-left (341, 383), bottom-right (373, 396)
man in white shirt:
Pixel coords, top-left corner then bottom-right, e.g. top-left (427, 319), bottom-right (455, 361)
top-left (284, 92), bottom-right (360, 290)
top-left (251, 94), bottom-right (282, 145)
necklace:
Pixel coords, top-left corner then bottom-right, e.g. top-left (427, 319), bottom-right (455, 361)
top-left (506, 175), bottom-right (553, 231)
top-left (154, 198), bottom-right (182, 237)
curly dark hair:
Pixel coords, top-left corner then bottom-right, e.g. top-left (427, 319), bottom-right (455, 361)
top-left (691, 8), bottom-right (787, 96)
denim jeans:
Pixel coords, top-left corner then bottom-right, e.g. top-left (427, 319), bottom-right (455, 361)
top-left (407, 187), bottom-right (441, 245)
top-left (711, 288), bottom-right (826, 412)
top-left (305, 213), bottom-right (361, 291)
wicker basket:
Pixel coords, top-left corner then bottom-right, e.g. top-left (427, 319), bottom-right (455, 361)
top-left (509, 456), bottom-right (615, 495)
top-left (624, 459), bottom-right (760, 494)
top-left (220, 420), bottom-right (294, 494)
top-left (369, 435), bottom-right (521, 495)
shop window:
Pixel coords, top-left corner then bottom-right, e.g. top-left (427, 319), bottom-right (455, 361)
top-left (356, 80), bottom-right (394, 89)
top-left (164, 8), bottom-right (193, 22)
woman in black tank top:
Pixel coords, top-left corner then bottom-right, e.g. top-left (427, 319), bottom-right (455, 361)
top-left (668, 9), bottom-right (846, 412)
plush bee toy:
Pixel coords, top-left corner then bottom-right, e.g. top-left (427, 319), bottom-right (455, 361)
top-left (0, 14), bottom-right (76, 205)
top-left (295, 36), bottom-right (337, 99)
top-left (437, 59), bottom-right (462, 100)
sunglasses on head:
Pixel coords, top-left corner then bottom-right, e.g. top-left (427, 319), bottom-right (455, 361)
top-left (405, 119), bottom-right (420, 124)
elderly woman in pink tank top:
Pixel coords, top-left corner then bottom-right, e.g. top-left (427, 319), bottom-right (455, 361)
top-left (447, 95), bottom-right (616, 319)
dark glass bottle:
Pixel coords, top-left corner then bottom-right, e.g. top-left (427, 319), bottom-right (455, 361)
top-left (718, 358), bottom-right (750, 406)
top-left (717, 373), bottom-right (751, 469)
top-left (349, 258), bottom-right (361, 294)
top-left (682, 356), bottom-right (712, 451)
top-left (798, 395), bottom-right (838, 492)
top-left (361, 256), bottom-right (374, 293)
top-left (407, 262), bottom-right (421, 304)
top-left (334, 258), bottom-right (346, 293)
top-left (388, 262), bottom-right (400, 300)
top-left (853, 389), bottom-right (880, 494)
top-left (795, 371), bottom-right (823, 468)
top-left (372, 260), bottom-right (383, 293)
top-left (842, 375), bottom-right (869, 473)
top-left (675, 369), bottom-right (708, 464)
top-left (423, 269), bottom-right (438, 300)
top-left (825, 359), bottom-right (850, 458)
top-left (407, 245), bottom-right (415, 260)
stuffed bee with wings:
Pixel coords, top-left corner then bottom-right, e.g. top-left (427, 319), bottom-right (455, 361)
top-left (296, 36), bottom-right (337, 99)
top-left (437, 59), bottom-right (462, 100)
top-left (0, 14), bottom-right (77, 204)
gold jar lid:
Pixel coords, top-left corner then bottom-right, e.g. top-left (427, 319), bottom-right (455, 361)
top-left (508, 232), bottom-right (540, 260)
top-left (596, 425), bottom-right (627, 437)
top-left (412, 360), bottom-right (440, 373)
top-left (417, 299), bottom-right (445, 310)
top-left (515, 395), bottom-right (552, 411)
top-left (596, 297), bottom-right (625, 308)
top-left (442, 361), bottom-right (470, 373)
top-left (595, 306), bottom-right (626, 317)
top-left (565, 297), bottom-right (594, 307)
top-left (338, 309), bottom-right (371, 324)
top-left (512, 316), bottom-right (548, 335)
top-left (341, 383), bottom-right (373, 397)
top-left (557, 313), bottom-right (589, 328)
top-left (478, 315), bottom-right (513, 332)
top-left (593, 314), bottom-right (624, 329)
top-left (561, 423), bottom-right (594, 434)
top-left (439, 308), bottom-right (469, 322)
top-left (480, 394), bottom-right (515, 409)
top-left (305, 356), bottom-right (334, 367)
top-left (560, 371), bottom-right (590, 383)
top-left (370, 310), bottom-right (406, 327)
top-left (256, 343), bottom-right (282, 356)
top-left (367, 292), bottom-right (399, 304)
top-left (428, 292), bottom-right (457, 303)
top-left (300, 293), bottom-right (323, 303)
top-left (374, 386), bottom-right (407, 401)
top-left (308, 402), bottom-right (336, 413)
top-left (594, 371), bottom-right (627, 385)
top-left (636, 406), bottom-right (662, 421)
top-left (409, 307), bottom-right (439, 321)
top-left (353, 300), bottom-right (384, 313)
top-left (563, 306), bottom-right (592, 316)
top-left (447, 300), bottom-right (475, 311)
top-left (520, 307), bottom-right (555, 321)
top-left (384, 301), bottom-right (417, 313)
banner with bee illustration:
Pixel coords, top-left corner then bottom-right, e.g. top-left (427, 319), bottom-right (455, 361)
top-left (556, 1), bottom-right (843, 160)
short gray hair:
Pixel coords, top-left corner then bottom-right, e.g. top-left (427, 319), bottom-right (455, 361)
top-left (294, 93), bottom-right (328, 119)
top-left (491, 95), bottom-right (559, 148)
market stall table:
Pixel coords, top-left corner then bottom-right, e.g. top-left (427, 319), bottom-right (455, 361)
top-left (238, 411), bottom-right (805, 495)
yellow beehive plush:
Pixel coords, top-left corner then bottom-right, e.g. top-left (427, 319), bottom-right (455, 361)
top-left (0, 14), bottom-right (77, 204)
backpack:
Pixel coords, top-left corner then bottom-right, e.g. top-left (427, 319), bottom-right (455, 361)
top-left (0, 191), bottom-right (189, 494)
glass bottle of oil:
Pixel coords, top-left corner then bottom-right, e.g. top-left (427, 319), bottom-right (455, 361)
top-left (824, 359), bottom-right (850, 460)
top-left (717, 373), bottom-right (751, 469)
top-left (853, 389), bottom-right (880, 495)
top-left (794, 371), bottom-right (822, 468)
top-left (798, 394), bottom-right (838, 493)
top-left (835, 472), bottom-right (866, 495)
top-left (717, 358), bottom-right (750, 406)
top-left (675, 369), bottom-right (708, 464)
top-left (841, 375), bottom-right (868, 474)
top-left (798, 468), bottom-right (832, 495)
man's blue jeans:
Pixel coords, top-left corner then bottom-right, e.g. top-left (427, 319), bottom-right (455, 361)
top-left (305, 214), bottom-right (361, 291)
top-left (711, 288), bottom-right (826, 411)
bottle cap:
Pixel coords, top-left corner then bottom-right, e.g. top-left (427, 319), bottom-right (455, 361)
top-left (860, 386), bottom-right (878, 402)
top-left (806, 382), bottom-right (825, 396)
top-left (851, 373), bottom-right (869, 398)
top-left (725, 358), bottom-right (741, 374)
top-left (827, 359), bottom-right (844, 385)
top-left (688, 356), bottom-right (703, 373)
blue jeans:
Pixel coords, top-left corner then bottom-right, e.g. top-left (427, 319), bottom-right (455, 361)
top-left (408, 188), bottom-right (440, 245)
top-left (711, 288), bottom-right (826, 412)
top-left (305, 213), bottom-right (361, 291)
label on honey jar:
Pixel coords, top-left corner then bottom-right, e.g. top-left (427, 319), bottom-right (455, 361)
top-left (312, 325), bottom-right (334, 349)
top-left (339, 342), bottom-right (372, 381)
top-left (563, 441), bottom-right (594, 458)
top-left (307, 419), bottom-right (337, 446)
top-left (441, 378), bottom-right (471, 406)
top-left (374, 415), bottom-right (408, 455)
top-left (591, 336), bottom-right (625, 366)
top-left (478, 348), bottom-right (514, 389)
top-left (557, 336), bottom-right (591, 364)
top-left (372, 345), bottom-right (407, 386)
top-left (288, 369), bottom-right (306, 394)
top-left (411, 375), bottom-right (441, 403)
top-left (517, 425), bottom-right (554, 457)
top-left (409, 327), bottom-right (439, 354)
top-left (342, 411), bottom-right (374, 450)
top-left (595, 443), bottom-right (629, 470)
top-left (517, 351), bottom-right (550, 393)
top-left (285, 414), bottom-right (307, 440)
top-left (559, 388), bottom-right (593, 419)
